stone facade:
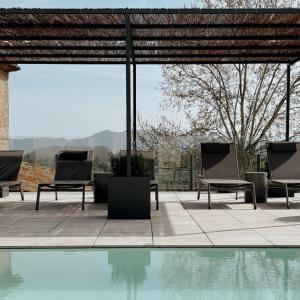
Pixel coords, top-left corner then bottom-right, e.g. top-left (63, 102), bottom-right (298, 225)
top-left (19, 162), bottom-right (55, 192)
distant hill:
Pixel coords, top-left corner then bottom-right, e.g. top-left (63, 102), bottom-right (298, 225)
top-left (10, 130), bottom-right (126, 153)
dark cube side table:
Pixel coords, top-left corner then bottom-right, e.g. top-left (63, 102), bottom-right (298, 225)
top-left (0, 187), bottom-right (9, 198)
top-left (244, 172), bottom-right (267, 203)
top-left (108, 176), bottom-right (150, 219)
top-left (93, 172), bottom-right (111, 203)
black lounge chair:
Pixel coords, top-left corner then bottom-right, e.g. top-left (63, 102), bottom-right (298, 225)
top-left (267, 142), bottom-right (300, 209)
top-left (35, 150), bottom-right (94, 210)
top-left (197, 143), bottom-right (257, 209)
top-left (0, 150), bottom-right (24, 201)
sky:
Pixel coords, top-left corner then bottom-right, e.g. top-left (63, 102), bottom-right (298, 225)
top-left (2, 0), bottom-right (195, 137)
top-left (9, 65), bottom-right (169, 137)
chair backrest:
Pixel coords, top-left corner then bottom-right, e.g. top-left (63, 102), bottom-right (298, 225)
top-left (120, 150), bottom-right (155, 180)
top-left (0, 150), bottom-right (24, 181)
top-left (201, 143), bottom-right (239, 180)
top-left (267, 142), bottom-right (300, 180)
top-left (54, 150), bottom-right (94, 181)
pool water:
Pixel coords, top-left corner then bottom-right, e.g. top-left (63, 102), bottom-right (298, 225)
top-left (0, 248), bottom-right (300, 300)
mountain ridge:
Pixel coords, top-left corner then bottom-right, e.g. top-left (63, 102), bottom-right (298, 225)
top-left (10, 130), bottom-right (126, 153)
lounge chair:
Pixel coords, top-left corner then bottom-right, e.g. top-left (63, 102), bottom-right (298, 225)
top-left (267, 142), bottom-right (300, 209)
top-left (197, 143), bottom-right (257, 209)
top-left (0, 150), bottom-right (24, 200)
top-left (120, 150), bottom-right (159, 210)
top-left (35, 150), bottom-right (94, 210)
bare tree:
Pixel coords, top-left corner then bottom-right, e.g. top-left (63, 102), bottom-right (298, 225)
top-left (162, 64), bottom-right (300, 171)
top-left (142, 0), bottom-right (300, 172)
top-left (138, 117), bottom-right (193, 168)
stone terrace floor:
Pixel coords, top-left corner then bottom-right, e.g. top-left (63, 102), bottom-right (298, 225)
top-left (0, 191), bottom-right (300, 248)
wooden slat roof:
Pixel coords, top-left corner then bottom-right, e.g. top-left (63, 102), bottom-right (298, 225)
top-left (0, 8), bottom-right (299, 64)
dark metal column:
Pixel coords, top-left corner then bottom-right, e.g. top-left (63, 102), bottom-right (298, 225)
top-left (286, 64), bottom-right (291, 142)
top-left (125, 14), bottom-right (132, 176)
top-left (133, 63), bottom-right (137, 151)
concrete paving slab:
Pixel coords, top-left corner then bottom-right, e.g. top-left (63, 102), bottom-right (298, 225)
top-left (0, 191), bottom-right (299, 247)
top-left (206, 229), bottom-right (273, 246)
top-left (255, 226), bottom-right (300, 246)
top-left (94, 236), bottom-right (153, 247)
top-left (153, 233), bottom-right (212, 247)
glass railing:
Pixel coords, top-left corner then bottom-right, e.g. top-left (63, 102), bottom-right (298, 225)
top-left (2, 134), bottom-right (202, 191)
top-left (3, 135), bottom-right (286, 192)
top-left (3, 135), bottom-right (114, 192)
top-left (8, 134), bottom-right (117, 171)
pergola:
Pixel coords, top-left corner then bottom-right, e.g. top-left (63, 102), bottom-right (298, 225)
top-left (0, 8), bottom-right (299, 175)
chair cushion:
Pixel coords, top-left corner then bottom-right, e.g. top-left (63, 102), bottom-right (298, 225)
top-left (59, 151), bottom-right (88, 161)
top-left (270, 142), bottom-right (297, 153)
top-left (202, 143), bottom-right (230, 153)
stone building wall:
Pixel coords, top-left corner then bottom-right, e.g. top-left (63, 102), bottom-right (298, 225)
top-left (0, 69), bottom-right (9, 150)
top-left (0, 64), bottom-right (20, 150)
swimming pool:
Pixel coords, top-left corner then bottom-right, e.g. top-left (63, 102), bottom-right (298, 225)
top-left (0, 248), bottom-right (300, 299)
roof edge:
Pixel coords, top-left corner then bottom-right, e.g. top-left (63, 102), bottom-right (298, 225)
top-left (0, 8), bottom-right (300, 14)
top-left (0, 64), bottom-right (20, 72)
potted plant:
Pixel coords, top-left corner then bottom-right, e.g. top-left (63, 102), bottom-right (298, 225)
top-left (108, 152), bottom-right (150, 219)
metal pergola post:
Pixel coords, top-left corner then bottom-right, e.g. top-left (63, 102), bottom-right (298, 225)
top-left (133, 63), bottom-right (137, 151)
top-left (286, 64), bottom-right (291, 142)
top-left (125, 14), bottom-right (132, 176)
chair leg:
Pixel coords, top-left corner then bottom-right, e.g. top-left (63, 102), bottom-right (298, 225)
top-left (19, 183), bottom-right (24, 201)
top-left (197, 182), bottom-right (201, 200)
top-left (36, 185), bottom-right (41, 211)
top-left (285, 184), bottom-right (290, 209)
top-left (92, 183), bottom-right (95, 202)
top-left (251, 183), bottom-right (257, 210)
top-left (82, 185), bottom-right (85, 210)
top-left (235, 188), bottom-right (238, 200)
top-left (155, 185), bottom-right (159, 210)
top-left (208, 184), bottom-right (211, 209)
top-left (55, 188), bottom-right (58, 201)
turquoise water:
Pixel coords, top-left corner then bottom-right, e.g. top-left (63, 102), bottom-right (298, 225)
top-left (0, 248), bottom-right (300, 300)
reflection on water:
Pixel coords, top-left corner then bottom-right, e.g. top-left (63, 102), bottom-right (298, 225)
top-left (108, 249), bottom-right (150, 300)
top-left (160, 248), bottom-right (300, 300)
top-left (0, 248), bottom-right (300, 300)
top-left (0, 252), bottom-right (23, 299)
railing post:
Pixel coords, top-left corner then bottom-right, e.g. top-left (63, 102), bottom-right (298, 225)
top-left (256, 153), bottom-right (261, 172)
top-left (189, 153), bottom-right (194, 191)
